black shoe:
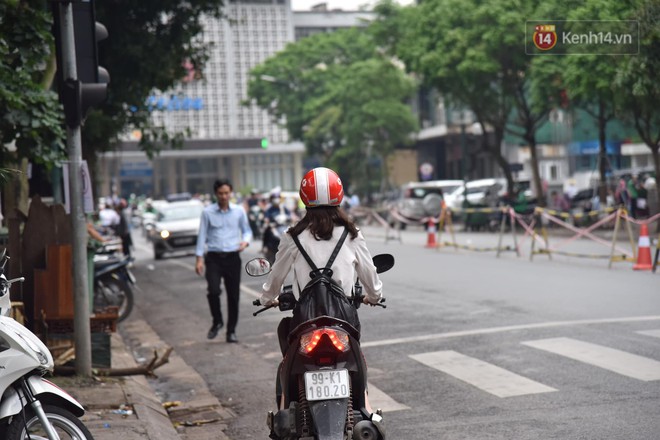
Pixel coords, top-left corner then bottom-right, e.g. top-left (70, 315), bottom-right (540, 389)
top-left (207, 322), bottom-right (223, 339)
top-left (226, 332), bottom-right (238, 343)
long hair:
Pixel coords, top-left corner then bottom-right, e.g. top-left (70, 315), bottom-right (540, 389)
top-left (288, 206), bottom-right (359, 241)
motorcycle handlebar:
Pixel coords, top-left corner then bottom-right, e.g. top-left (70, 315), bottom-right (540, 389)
top-left (252, 295), bottom-right (387, 317)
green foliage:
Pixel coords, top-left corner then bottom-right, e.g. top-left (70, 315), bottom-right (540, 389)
top-left (0, 0), bottom-right (66, 170)
top-left (246, 28), bottom-right (418, 194)
top-left (82, 0), bottom-right (225, 160)
top-left (614, 0), bottom-right (660, 152)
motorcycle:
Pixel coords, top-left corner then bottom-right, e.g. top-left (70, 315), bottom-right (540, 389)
top-left (262, 212), bottom-right (291, 265)
top-left (93, 252), bottom-right (136, 322)
top-left (0, 250), bottom-right (95, 440)
top-left (246, 253), bottom-right (394, 440)
top-left (248, 203), bottom-right (265, 240)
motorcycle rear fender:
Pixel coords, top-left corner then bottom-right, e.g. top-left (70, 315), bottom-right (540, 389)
top-left (308, 398), bottom-right (349, 440)
top-left (0, 376), bottom-right (85, 419)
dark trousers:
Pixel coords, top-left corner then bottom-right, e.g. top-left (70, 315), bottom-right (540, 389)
top-left (121, 233), bottom-right (132, 258)
top-left (204, 252), bottom-right (241, 333)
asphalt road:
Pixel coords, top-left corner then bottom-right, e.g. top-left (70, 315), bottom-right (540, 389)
top-left (129, 223), bottom-right (660, 440)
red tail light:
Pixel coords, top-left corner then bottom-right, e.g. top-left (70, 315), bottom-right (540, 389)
top-left (299, 328), bottom-right (350, 354)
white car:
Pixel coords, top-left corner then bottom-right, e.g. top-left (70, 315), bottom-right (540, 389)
top-left (149, 199), bottom-right (205, 259)
top-left (444, 178), bottom-right (533, 211)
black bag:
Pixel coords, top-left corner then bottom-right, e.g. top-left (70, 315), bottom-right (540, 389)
top-left (289, 229), bottom-right (361, 336)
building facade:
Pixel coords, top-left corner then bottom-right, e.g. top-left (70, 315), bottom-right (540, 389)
top-left (99, 0), bottom-right (305, 199)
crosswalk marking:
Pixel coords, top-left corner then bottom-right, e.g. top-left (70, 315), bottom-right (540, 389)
top-left (367, 383), bottom-right (410, 412)
top-left (637, 329), bottom-right (660, 339)
top-left (409, 350), bottom-right (557, 398)
top-left (522, 337), bottom-right (660, 381)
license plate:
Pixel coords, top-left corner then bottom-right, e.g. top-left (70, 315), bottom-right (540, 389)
top-left (304, 369), bottom-right (350, 401)
top-left (172, 237), bottom-right (195, 245)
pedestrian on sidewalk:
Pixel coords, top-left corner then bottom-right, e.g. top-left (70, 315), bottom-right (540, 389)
top-left (115, 199), bottom-right (133, 259)
top-left (195, 178), bottom-right (253, 343)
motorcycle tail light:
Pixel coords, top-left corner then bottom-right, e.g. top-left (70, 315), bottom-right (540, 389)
top-left (299, 328), bottom-right (350, 354)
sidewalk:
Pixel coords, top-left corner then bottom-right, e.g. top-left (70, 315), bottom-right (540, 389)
top-left (50, 308), bottom-right (234, 440)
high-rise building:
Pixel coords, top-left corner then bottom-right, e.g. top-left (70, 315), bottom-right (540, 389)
top-left (293, 3), bottom-right (374, 41)
top-left (99, 0), bottom-right (305, 198)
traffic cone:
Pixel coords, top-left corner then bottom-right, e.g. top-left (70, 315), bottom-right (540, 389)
top-left (633, 223), bottom-right (653, 271)
top-left (425, 218), bottom-right (437, 248)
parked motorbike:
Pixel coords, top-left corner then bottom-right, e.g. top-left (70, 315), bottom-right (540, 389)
top-left (94, 252), bottom-right (136, 322)
top-left (0, 250), bottom-right (95, 440)
top-left (246, 253), bottom-right (395, 440)
top-left (262, 212), bottom-right (290, 265)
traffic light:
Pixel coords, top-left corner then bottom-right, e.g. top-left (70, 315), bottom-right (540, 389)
top-left (261, 138), bottom-right (269, 149)
top-left (53, 0), bottom-right (110, 128)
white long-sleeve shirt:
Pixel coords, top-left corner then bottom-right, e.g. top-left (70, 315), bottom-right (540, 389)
top-left (260, 226), bottom-right (383, 305)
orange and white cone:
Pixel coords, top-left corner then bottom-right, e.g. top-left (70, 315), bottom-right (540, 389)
top-left (425, 218), bottom-right (437, 248)
top-left (633, 223), bottom-right (653, 271)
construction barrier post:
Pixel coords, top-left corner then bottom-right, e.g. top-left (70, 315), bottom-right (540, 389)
top-left (608, 208), bottom-right (623, 269)
top-left (633, 223), bottom-right (653, 271)
top-left (654, 233), bottom-right (659, 273)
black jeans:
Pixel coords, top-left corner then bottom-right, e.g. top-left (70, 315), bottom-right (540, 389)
top-left (204, 252), bottom-right (241, 333)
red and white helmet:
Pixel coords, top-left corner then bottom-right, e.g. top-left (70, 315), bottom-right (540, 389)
top-left (299, 167), bottom-right (344, 207)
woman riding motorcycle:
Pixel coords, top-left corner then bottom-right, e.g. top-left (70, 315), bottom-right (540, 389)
top-left (258, 167), bottom-right (384, 413)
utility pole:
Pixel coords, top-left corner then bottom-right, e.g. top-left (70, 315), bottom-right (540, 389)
top-left (53, 0), bottom-right (109, 376)
top-left (56, 1), bottom-right (92, 376)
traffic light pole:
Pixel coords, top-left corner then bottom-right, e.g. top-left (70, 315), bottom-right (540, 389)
top-left (57, 1), bottom-right (92, 377)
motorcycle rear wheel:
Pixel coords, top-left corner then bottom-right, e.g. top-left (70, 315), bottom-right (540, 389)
top-left (94, 276), bottom-right (134, 322)
top-left (5, 404), bottom-right (94, 440)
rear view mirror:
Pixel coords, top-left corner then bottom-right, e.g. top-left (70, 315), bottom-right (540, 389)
top-left (245, 258), bottom-right (272, 276)
top-left (372, 254), bottom-right (394, 274)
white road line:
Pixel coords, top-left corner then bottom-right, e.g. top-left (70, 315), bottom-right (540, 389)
top-left (637, 329), bottom-right (660, 339)
top-left (361, 316), bottom-right (660, 348)
top-left (410, 351), bottom-right (557, 398)
top-left (241, 284), bottom-right (262, 299)
top-left (522, 337), bottom-right (660, 381)
top-left (367, 383), bottom-right (410, 412)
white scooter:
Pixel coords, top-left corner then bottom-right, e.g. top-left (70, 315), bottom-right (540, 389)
top-left (0, 250), bottom-right (94, 440)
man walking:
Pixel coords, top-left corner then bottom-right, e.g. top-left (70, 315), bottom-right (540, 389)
top-left (195, 179), bottom-right (252, 342)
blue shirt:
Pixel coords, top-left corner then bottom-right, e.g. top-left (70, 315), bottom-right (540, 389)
top-left (195, 202), bottom-right (253, 256)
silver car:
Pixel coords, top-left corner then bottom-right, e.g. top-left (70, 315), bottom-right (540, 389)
top-left (390, 180), bottom-right (463, 226)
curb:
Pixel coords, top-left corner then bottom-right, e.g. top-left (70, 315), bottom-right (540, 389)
top-left (112, 332), bottom-right (182, 440)
top-left (119, 308), bottom-right (233, 440)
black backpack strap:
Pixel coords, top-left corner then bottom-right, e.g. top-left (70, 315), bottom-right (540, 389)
top-left (291, 228), bottom-right (349, 277)
top-left (324, 229), bottom-right (349, 271)
top-left (291, 233), bottom-right (319, 271)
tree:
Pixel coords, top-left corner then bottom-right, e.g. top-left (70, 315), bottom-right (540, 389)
top-left (246, 28), bottom-right (417, 198)
top-left (615, 0), bottom-right (660, 220)
top-left (81, 0), bottom-right (225, 189)
top-left (0, 0), bottom-right (66, 171)
top-left (373, 0), bottom-right (549, 201)
top-left (557, 0), bottom-right (638, 202)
